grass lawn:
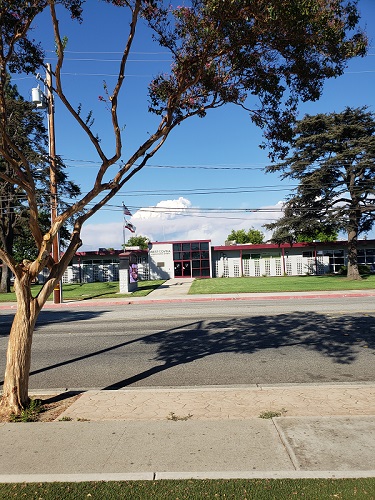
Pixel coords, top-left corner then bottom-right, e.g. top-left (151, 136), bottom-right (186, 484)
top-left (1, 275), bottom-right (374, 303)
top-left (0, 280), bottom-right (165, 303)
top-left (189, 274), bottom-right (375, 294)
top-left (0, 478), bottom-right (373, 499)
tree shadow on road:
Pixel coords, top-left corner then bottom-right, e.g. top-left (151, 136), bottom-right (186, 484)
top-left (0, 309), bottom-right (112, 337)
top-left (0, 309), bottom-right (112, 386)
top-left (103, 311), bottom-right (375, 389)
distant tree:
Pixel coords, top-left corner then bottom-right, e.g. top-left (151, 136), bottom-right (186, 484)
top-left (0, 78), bottom-right (79, 293)
top-left (124, 235), bottom-right (149, 250)
top-left (0, 0), bottom-right (367, 416)
top-left (265, 107), bottom-right (375, 280)
top-left (12, 211), bottom-right (74, 263)
top-left (227, 228), bottom-right (264, 244)
top-left (268, 226), bottom-right (338, 245)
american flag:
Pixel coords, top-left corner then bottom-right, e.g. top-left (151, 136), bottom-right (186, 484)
top-left (122, 203), bottom-right (132, 216)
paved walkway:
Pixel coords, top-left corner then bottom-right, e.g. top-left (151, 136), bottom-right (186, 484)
top-left (0, 280), bottom-right (374, 482)
top-left (57, 384), bottom-right (375, 421)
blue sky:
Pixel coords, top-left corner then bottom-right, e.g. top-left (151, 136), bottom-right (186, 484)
top-left (13, 0), bottom-right (375, 250)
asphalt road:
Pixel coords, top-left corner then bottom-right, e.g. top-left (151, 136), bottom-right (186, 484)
top-left (0, 297), bottom-right (374, 390)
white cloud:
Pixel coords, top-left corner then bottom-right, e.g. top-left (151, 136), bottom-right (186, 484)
top-left (80, 221), bottom-right (124, 251)
top-left (133, 197), bottom-right (192, 220)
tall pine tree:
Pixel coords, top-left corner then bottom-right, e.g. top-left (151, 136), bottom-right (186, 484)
top-left (265, 107), bottom-right (375, 279)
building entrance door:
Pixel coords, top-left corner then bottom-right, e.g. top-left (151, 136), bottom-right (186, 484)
top-left (174, 260), bottom-right (191, 277)
top-left (182, 260), bottom-right (191, 277)
top-left (174, 262), bottom-right (182, 277)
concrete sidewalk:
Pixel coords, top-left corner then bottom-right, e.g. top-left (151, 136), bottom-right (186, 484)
top-left (0, 383), bottom-right (374, 482)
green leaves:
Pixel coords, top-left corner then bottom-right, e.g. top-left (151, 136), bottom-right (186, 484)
top-left (146, 0), bottom-right (367, 159)
top-left (227, 228), bottom-right (264, 244)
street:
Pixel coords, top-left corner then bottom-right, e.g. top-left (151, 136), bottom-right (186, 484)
top-left (0, 297), bottom-right (374, 389)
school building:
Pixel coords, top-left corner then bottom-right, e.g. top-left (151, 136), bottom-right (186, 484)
top-left (59, 239), bottom-right (375, 284)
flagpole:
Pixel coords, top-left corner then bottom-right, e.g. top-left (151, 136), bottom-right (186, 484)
top-left (122, 202), bottom-right (127, 249)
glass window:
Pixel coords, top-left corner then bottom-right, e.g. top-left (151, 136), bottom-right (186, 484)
top-left (201, 268), bottom-right (210, 276)
top-left (251, 254), bottom-right (261, 260)
top-left (242, 254), bottom-right (250, 260)
top-left (302, 251), bottom-right (313, 258)
top-left (182, 243), bottom-right (191, 251)
top-left (191, 242), bottom-right (199, 251)
top-left (183, 252), bottom-right (190, 260)
top-left (192, 260), bottom-right (200, 268)
top-left (173, 243), bottom-right (182, 251)
top-left (201, 260), bottom-right (210, 268)
top-left (192, 269), bottom-right (201, 277)
top-left (201, 251), bottom-right (209, 258)
top-left (192, 251), bottom-right (200, 259)
top-left (173, 252), bottom-right (182, 260)
top-left (200, 242), bottom-right (209, 250)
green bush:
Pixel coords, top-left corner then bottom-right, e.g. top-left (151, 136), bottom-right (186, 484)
top-left (339, 264), bottom-right (371, 275)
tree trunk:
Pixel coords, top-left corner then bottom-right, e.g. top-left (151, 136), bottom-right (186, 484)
top-left (0, 263), bottom-right (11, 293)
top-left (0, 280), bottom-right (40, 417)
top-left (347, 228), bottom-right (361, 280)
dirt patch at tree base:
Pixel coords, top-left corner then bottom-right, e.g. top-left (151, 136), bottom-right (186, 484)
top-left (37, 393), bottom-right (82, 421)
top-left (0, 392), bottom-right (82, 422)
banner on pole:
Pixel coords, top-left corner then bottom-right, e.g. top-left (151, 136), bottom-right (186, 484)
top-left (125, 221), bottom-right (136, 233)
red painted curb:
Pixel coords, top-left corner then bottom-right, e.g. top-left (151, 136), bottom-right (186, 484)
top-left (1, 291), bottom-right (375, 310)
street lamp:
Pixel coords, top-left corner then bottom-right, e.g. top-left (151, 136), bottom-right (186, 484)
top-left (31, 64), bottom-right (61, 304)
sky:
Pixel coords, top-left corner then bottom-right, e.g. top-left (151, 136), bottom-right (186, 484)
top-left (13, 0), bottom-right (375, 251)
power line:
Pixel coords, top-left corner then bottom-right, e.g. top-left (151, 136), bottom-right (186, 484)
top-left (45, 58), bottom-right (171, 63)
top-left (45, 50), bottom-right (170, 55)
top-left (61, 158), bottom-right (269, 170)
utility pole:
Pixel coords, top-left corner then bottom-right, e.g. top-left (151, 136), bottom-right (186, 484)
top-left (45, 64), bottom-right (61, 304)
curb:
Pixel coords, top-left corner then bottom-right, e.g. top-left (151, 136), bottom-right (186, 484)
top-left (1, 290), bottom-right (375, 309)
top-left (0, 470), bottom-right (374, 483)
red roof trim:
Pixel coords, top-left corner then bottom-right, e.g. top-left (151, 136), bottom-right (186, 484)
top-left (213, 239), bottom-right (375, 251)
